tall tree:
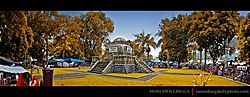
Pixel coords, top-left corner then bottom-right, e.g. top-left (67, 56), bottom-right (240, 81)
top-left (157, 15), bottom-right (188, 64)
top-left (0, 11), bottom-right (34, 61)
top-left (205, 11), bottom-right (239, 65)
top-left (49, 15), bottom-right (85, 59)
top-left (185, 11), bottom-right (213, 65)
top-left (237, 13), bottom-right (250, 64)
top-left (79, 11), bottom-right (114, 59)
top-left (27, 11), bottom-right (48, 62)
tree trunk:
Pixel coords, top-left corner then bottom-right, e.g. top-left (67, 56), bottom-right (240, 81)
top-left (194, 47), bottom-right (196, 63)
top-left (63, 50), bottom-right (65, 59)
top-left (204, 48), bottom-right (207, 66)
top-left (46, 35), bottom-right (48, 61)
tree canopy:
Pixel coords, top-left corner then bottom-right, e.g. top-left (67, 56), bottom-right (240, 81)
top-left (0, 11), bottom-right (114, 63)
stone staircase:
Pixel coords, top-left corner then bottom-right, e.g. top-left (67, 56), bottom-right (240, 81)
top-left (137, 60), bottom-right (154, 73)
top-left (89, 62), bottom-right (109, 74)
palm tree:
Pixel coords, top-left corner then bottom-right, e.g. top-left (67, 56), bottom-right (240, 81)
top-left (133, 30), bottom-right (156, 58)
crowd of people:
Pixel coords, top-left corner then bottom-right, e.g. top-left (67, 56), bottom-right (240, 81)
top-left (202, 63), bottom-right (250, 84)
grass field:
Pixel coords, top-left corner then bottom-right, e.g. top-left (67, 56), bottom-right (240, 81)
top-left (53, 74), bottom-right (244, 86)
top-left (27, 66), bottom-right (91, 76)
top-left (152, 68), bottom-right (209, 74)
top-left (53, 68), bottom-right (244, 86)
top-left (54, 75), bottom-right (146, 86)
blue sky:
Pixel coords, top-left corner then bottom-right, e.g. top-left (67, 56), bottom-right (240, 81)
top-left (58, 11), bottom-right (250, 58)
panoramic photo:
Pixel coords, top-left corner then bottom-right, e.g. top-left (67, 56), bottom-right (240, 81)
top-left (0, 11), bottom-right (249, 86)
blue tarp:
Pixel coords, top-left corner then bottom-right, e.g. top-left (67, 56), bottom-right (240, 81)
top-left (64, 58), bottom-right (84, 63)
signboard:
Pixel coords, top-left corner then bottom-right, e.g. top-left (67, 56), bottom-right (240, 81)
top-left (127, 46), bottom-right (132, 53)
top-left (109, 46), bottom-right (118, 52)
top-left (237, 66), bottom-right (248, 71)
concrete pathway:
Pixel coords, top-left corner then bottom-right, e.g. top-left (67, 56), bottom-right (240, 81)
top-left (37, 70), bottom-right (168, 81)
top-left (37, 72), bottom-right (90, 80)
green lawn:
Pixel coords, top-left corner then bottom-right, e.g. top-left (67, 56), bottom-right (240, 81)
top-left (53, 68), bottom-right (244, 86)
top-left (27, 66), bottom-right (91, 76)
top-left (152, 68), bottom-right (209, 74)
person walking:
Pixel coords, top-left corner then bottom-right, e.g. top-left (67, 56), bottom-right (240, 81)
top-left (37, 65), bottom-right (40, 74)
top-left (16, 74), bottom-right (28, 86)
top-left (29, 76), bottom-right (39, 86)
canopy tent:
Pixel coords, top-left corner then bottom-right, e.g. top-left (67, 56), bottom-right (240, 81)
top-left (0, 64), bottom-right (28, 73)
top-left (0, 56), bottom-right (22, 66)
top-left (54, 59), bottom-right (66, 62)
top-left (64, 58), bottom-right (84, 63)
top-left (189, 60), bottom-right (194, 63)
top-left (232, 62), bottom-right (239, 65)
top-left (200, 60), bottom-right (213, 64)
top-left (207, 60), bottom-right (213, 64)
top-left (46, 59), bottom-right (57, 62)
top-left (153, 58), bottom-right (161, 63)
top-left (173, 62), bottom-right (178, 66)
top-left (163, 61), bottom-right (168, 63)
top-left (239, 62), bottom-right (246, 65)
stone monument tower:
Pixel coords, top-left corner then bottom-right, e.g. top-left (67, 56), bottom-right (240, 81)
top-left (89, 37), bottom-right (154, 74)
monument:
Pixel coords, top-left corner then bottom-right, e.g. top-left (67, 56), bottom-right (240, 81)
top-left (89, 37), bottom-right (154, 74)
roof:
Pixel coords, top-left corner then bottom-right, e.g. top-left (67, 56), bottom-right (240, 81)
top-left (54, 59), bottom-right (66, 62)
top-left (0, 64), bottom-right (28, 73)
top-left (0, 56), bottom-right (21, 66)
top-left (112, 37), bottom-right (127, 44)
top-left (46, 59), bottom-right (56, 62)
top-left (64, 58), bottom-right (84, 63)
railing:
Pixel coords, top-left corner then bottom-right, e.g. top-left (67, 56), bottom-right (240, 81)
top-left (102, 60), bottom-right (113, 73)
top-left (137, 58), bottom-right (153, 72)
top-left (140, 59), bottom-right (152, 70)
top-left (89, 60), bottom-right (100, 71)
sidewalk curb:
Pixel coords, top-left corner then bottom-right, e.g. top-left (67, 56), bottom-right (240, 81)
top-left (220, 76), bottom-right (250, 86)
